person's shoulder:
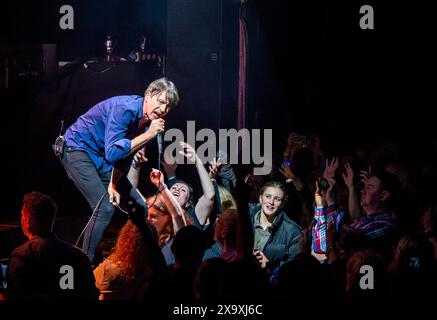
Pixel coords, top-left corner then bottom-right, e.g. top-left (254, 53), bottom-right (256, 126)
top-left (280, 212), bottom-right (303, 233)
top-left (105, 94), bottom-right (142, 102)
top-left (10, 240), bottom-right (32, 258)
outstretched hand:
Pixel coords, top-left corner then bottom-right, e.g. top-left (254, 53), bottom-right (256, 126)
top-left (133, 146), bottom-right (148, 167)
top-left (161, 150), bottom-right (178, 177)
top-left (359, 165), bottom-right (372, 186)
top-left (314, 179), bottom-right (324, 208)
top-left (323, 157), bottom-right (339, 180)
top-left (342, 162), bottom-right (354, 189)
top-left (150, 168), bottom-right (165, 188)
top-left (279, 163), bottom-right (296, 180)
top-left (178, 141), bottom-right (197, 164)
top-left (208, 157), bottom-right (222, 179)
top-left (325, 177), bottom-right (337, 207)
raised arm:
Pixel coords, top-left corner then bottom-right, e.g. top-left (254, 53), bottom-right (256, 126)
top-left (150, 168), bottom-right (187, 233)
top-left (342, 162), bottom-right (362, 220)
top-left (179, 142), bottom-right (215, 225)
top-left (127, 146), bottom-right (149, 188)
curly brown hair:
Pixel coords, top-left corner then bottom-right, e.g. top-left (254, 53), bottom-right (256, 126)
top-left (107, 220), bottom-right (152, 282)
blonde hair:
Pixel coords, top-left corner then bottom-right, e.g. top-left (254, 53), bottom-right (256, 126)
top-left (217, 185), bottom-right (237, 210)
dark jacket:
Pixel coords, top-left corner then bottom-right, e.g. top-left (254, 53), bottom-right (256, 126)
top-left (250, 207), bottom-right (303, 270)
top-left (6, 234), bottom-right (98, 300)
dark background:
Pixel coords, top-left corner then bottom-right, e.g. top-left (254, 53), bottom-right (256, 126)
top-left (0, 0), bottom-right (435, 220)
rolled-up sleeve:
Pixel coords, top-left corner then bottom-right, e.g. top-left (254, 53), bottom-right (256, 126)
top-left (104, 104), bottom-right (134, 164)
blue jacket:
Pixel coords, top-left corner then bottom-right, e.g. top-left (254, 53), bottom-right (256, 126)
top-left (250, 206), bottom-right (303, 269)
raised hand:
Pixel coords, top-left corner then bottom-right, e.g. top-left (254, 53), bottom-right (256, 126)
top-left (178, 141), bottom-right (197, 164)
top-left (342, 162), bottom-right (354, 189)
top-left (323, 157), bottom-right (339, 180)
top-left (208, 157), bottom-right (222, 180)
top-left (325, 177), bottom-right (337, 207)
top-left (359, 165), bottom-right (372, 186)
top-left (315, 179), bottom-right (324, 208)
top-left (150, 168), bottom-right (165, 188)
top-left (133, 146), bottom-right (148, 167)
top-left (279, 163), bottom-right (296, 180)
top-left (161, 149), bottom-right (178, 177)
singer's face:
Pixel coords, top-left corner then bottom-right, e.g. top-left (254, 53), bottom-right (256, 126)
top-left (144, 91), bottom-right (170, 121)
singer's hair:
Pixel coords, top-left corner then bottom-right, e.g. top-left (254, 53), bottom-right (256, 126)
top-left (145, 77), bottom-right (179, 109)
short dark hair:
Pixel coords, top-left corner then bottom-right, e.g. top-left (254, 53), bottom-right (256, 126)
top-left (145, 77), bottom-right (179, 109)
top-left (171, 225), bottom-right (204, 265)
top-left (372, 170), bottom-right (401, 206)
top-left (23, 191), bottom-right (57, 233)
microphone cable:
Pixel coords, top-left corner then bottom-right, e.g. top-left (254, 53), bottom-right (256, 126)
top-left (74, 191), bottom-right (128, 248)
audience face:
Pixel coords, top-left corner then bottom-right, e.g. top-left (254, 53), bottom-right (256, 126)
top-left (147, 203), bottom-right (171, 236)
top-left (144, 91), bottom-right (170, 121)
top-left (360, 176), bottom-right (388, 210)
top-left (170, 182), bottom-right (191, 208)
top-left (259, 187), bottom-right (285, 218)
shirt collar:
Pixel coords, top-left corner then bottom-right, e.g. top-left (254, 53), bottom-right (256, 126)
top-left (138, 96), bottom-right (144, 120)
top-left (254, 210), bottom-right (283, 231)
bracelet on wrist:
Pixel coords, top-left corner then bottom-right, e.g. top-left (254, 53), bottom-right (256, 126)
top-left (131, 160), bottom-right (140, 169)
top-left (159, 184), bottom-right (168, 192)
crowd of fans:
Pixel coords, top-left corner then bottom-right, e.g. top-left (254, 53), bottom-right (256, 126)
top-left (1, 132), bottom-right (437, 304)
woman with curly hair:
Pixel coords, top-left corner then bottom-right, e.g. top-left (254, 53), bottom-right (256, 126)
top-left (93, 220), bottom-right (154, 300)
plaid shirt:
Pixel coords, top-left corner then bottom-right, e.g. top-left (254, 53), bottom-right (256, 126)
top-left (311, 205), bottom-right (344, 254)
top-left (350, 212), bottom-right (395, 239)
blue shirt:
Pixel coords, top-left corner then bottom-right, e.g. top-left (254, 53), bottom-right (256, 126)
top-left (65, 95), bottom-right (144, 172)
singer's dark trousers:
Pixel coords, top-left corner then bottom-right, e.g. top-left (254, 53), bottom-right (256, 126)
top-left (61, 147), bottom-right (146, 263)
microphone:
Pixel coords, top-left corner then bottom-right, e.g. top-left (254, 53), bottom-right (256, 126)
top-left (157, 132), bottom-right (163, 155)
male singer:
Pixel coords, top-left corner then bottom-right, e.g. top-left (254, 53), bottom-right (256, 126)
top-left (60, 77), bottom-right (179, 262)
